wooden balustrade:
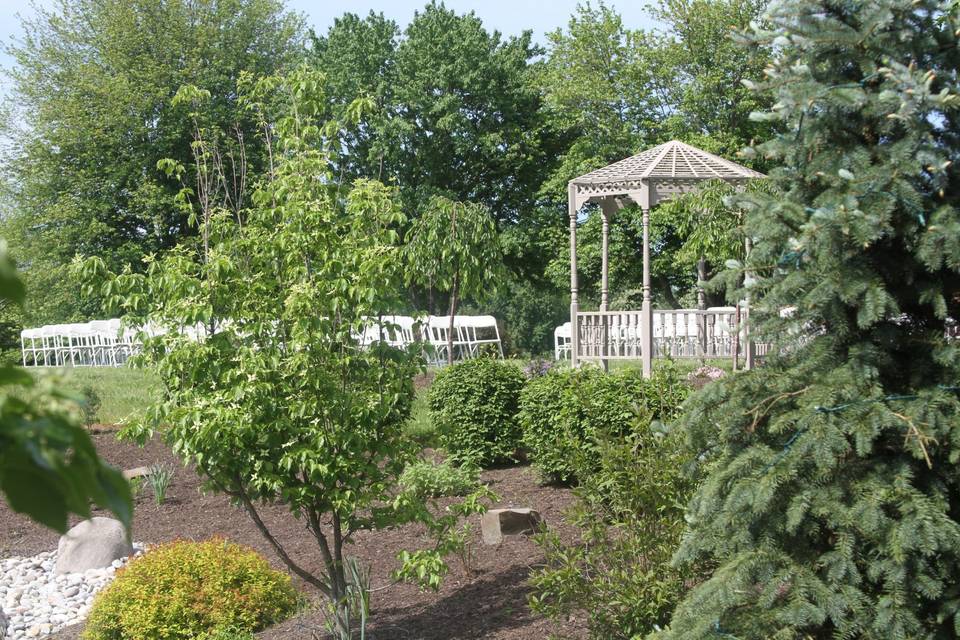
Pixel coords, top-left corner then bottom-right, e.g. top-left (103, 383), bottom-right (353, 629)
top-left (575, 309), bottom-right (748, 360)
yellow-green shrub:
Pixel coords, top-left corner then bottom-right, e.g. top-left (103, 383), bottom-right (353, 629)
top-left (83, 538), bottom-right (299, 640)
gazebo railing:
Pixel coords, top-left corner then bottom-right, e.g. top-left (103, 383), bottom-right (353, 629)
top-left (576, 308), bottom-right (759, 360)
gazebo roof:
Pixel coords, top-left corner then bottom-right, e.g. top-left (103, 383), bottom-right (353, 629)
top-left (572, 140), bottom-right (764, 185)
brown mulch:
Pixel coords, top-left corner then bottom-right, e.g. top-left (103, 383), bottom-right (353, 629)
top-left (0, 433), bottom-right (589, 640)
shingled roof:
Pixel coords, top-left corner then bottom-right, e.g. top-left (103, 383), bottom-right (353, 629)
top-left (571, 140), bottom-right (764, 185)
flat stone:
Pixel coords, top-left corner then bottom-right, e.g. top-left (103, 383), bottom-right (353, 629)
top-left (55, 518), bottom-right (133, 575)
top-left (122, 466), bottom-right (151, 480)
top-left (480, 508), bottom-right (543, 545)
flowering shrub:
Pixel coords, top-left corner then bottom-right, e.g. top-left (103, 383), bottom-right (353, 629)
top-left (523, 357), bottom-right (557, 379)
top-left (687, 365), bottom-right (726, 381)
top-left (83, 538), bottom-right (299, 640)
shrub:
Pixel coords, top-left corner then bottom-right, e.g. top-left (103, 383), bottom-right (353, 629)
top-left (529, 420), bottom-right (701, 639)
top-left (519, 364), bottom-right (689, 483)
top-left (83, 538), bottom-right (299, 640)
top-left (79, 384), bottom-right (102, 426)
top-left (428, 358), bottom-right (525, 465)
top-left (399, 458), bottom-right (480, 499)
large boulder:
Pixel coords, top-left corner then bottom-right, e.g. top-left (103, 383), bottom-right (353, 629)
top-left (55, 517), bottom-right (133, 575)
top-left (480, 508), bottom-right (543, 545)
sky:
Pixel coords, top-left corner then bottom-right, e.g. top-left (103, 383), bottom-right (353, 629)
top-left (0, 0), bottom-right (659, 84)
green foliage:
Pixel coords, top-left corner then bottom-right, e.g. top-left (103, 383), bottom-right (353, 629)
top-left (0, 244), bottom-right (130, 533)
top-left (519, 364), bottom-right (690, 484)
top-left (399, 458), bottom-right (480, 500)
top-left (529, 421), bottom-right (701, 639)
top-left (128, 476), bottom-right (143, 501)
top-left (657, 2), bottom-right (960, 637)
top-left (1, 0), bottom-right (303, 325)
top-left (79, 384), bottom-right (102, 427)
top-left (79, 67), bottom-right (487, 640)
top-left (428, 358), bottom-right (525, 466)
top-left (147, 463), bottom-right (174, 507)
top-left (83, 538), bottom-right (299, 640)
top-left (394, 486), bottom-right (496, 590)
top-left (655, 179), bottom-right (775, 280)
top-left (311, 3), bottom-right (552, 226)
top-left (404, 195), bottom-right (502, 361)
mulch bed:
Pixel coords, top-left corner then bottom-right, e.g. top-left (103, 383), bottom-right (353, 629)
top-left (0, 432), bottom-right (589, 640)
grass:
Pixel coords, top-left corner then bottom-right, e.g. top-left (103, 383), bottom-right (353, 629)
top-left (404, 388), bottom-right (436, 445)
top-left (23, 364), bottom-right (442, 442)
top-left (26, 366), bottom-right (161, 425)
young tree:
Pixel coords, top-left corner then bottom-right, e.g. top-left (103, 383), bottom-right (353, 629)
top-left (2, 0), bottom-right (303, 324)
top-left (658, 1), bottom-right (960, 637)
top-left (80, 68), bottom-right (487, 639)
top-left (404, 196), bottom-right (502, 364)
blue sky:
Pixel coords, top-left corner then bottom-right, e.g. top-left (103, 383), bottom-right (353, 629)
top-left (0, 0), bottom-right (659, 84)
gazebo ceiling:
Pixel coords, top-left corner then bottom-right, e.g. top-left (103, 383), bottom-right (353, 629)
top-left (572, 140), bottom-right (764, 184)
top-left (569, 140), bottom-right (764, 209)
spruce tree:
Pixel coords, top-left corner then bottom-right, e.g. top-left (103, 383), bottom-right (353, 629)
top-left (657, 2), bottom-right (960, 638)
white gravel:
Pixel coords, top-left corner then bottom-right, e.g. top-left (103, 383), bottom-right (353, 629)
top-left (0, 544), bottom-right (144, 639)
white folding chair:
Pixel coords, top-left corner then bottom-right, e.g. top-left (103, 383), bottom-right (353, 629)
top-left (554, 322), bottom-right (571, 360)
top-left (456, 315), bottom-right (503, 358)
top-left (426, 316), bottom-right (471, 364)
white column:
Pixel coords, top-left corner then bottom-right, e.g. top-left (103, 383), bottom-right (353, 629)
top-left (569, 183), bottom-right (580, 368)
top-left (744, 235), bottom-right (754, 370)
top-left (641, 206), bottom-right (653, 378)
top-left (599, 198), bottom-right (615, 372)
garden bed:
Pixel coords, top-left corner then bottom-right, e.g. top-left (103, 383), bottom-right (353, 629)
top-left (0, 432), bottom-right (587, 640)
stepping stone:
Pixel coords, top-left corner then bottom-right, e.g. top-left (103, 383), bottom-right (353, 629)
top-left (481, 508), bottom-right (543, 545)
top-left (122, 466), bottom-right (151, 480)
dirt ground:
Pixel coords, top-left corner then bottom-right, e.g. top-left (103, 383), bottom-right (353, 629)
top-left (0, 432), bottom-right (589, 640)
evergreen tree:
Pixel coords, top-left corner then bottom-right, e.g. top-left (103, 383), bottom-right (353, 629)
top-left (658, 1), bottom-right (960, 638)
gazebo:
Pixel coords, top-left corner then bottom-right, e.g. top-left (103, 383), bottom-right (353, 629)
top-left (567, 140), bottom-right (764, 376)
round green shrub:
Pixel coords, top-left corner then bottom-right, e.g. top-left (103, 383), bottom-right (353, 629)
top-left (519, 364), bottom-right (689, 483)
top-left (83, 538), bottom-right (299, 640)
top-left (428, 357), bottom-right (525, 466)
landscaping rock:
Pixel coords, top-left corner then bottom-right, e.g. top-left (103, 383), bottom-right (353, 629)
top-left (55, 518), bottom-right (132, 575)
top-left (122, 466), bottom-right (151, 480)
top-left (480, 508), bottom-right (543, 545)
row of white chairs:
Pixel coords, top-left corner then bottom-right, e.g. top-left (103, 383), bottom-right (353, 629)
top-left (20, 320), bottom-right (204, 367)
top-left (355, 315), bottom-right (503, 365)
top-left (22, 315), bottom-right (504, 368)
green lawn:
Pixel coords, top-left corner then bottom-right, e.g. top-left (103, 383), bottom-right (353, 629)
top-left (22, 366), bottom-right (442, 441)
top-left (26, 366), bottom-right (161, 425)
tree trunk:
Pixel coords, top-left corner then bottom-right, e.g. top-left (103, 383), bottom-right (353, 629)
top-left (447, 273), bottom-right (458, 365)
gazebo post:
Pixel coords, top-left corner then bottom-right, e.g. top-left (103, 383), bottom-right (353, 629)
top-left (568, 183), bottom-right (580, 368)
top-left (599, 198), bottom-right (615, 372)
top-left (641, 204), bottom-right (653, 378)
